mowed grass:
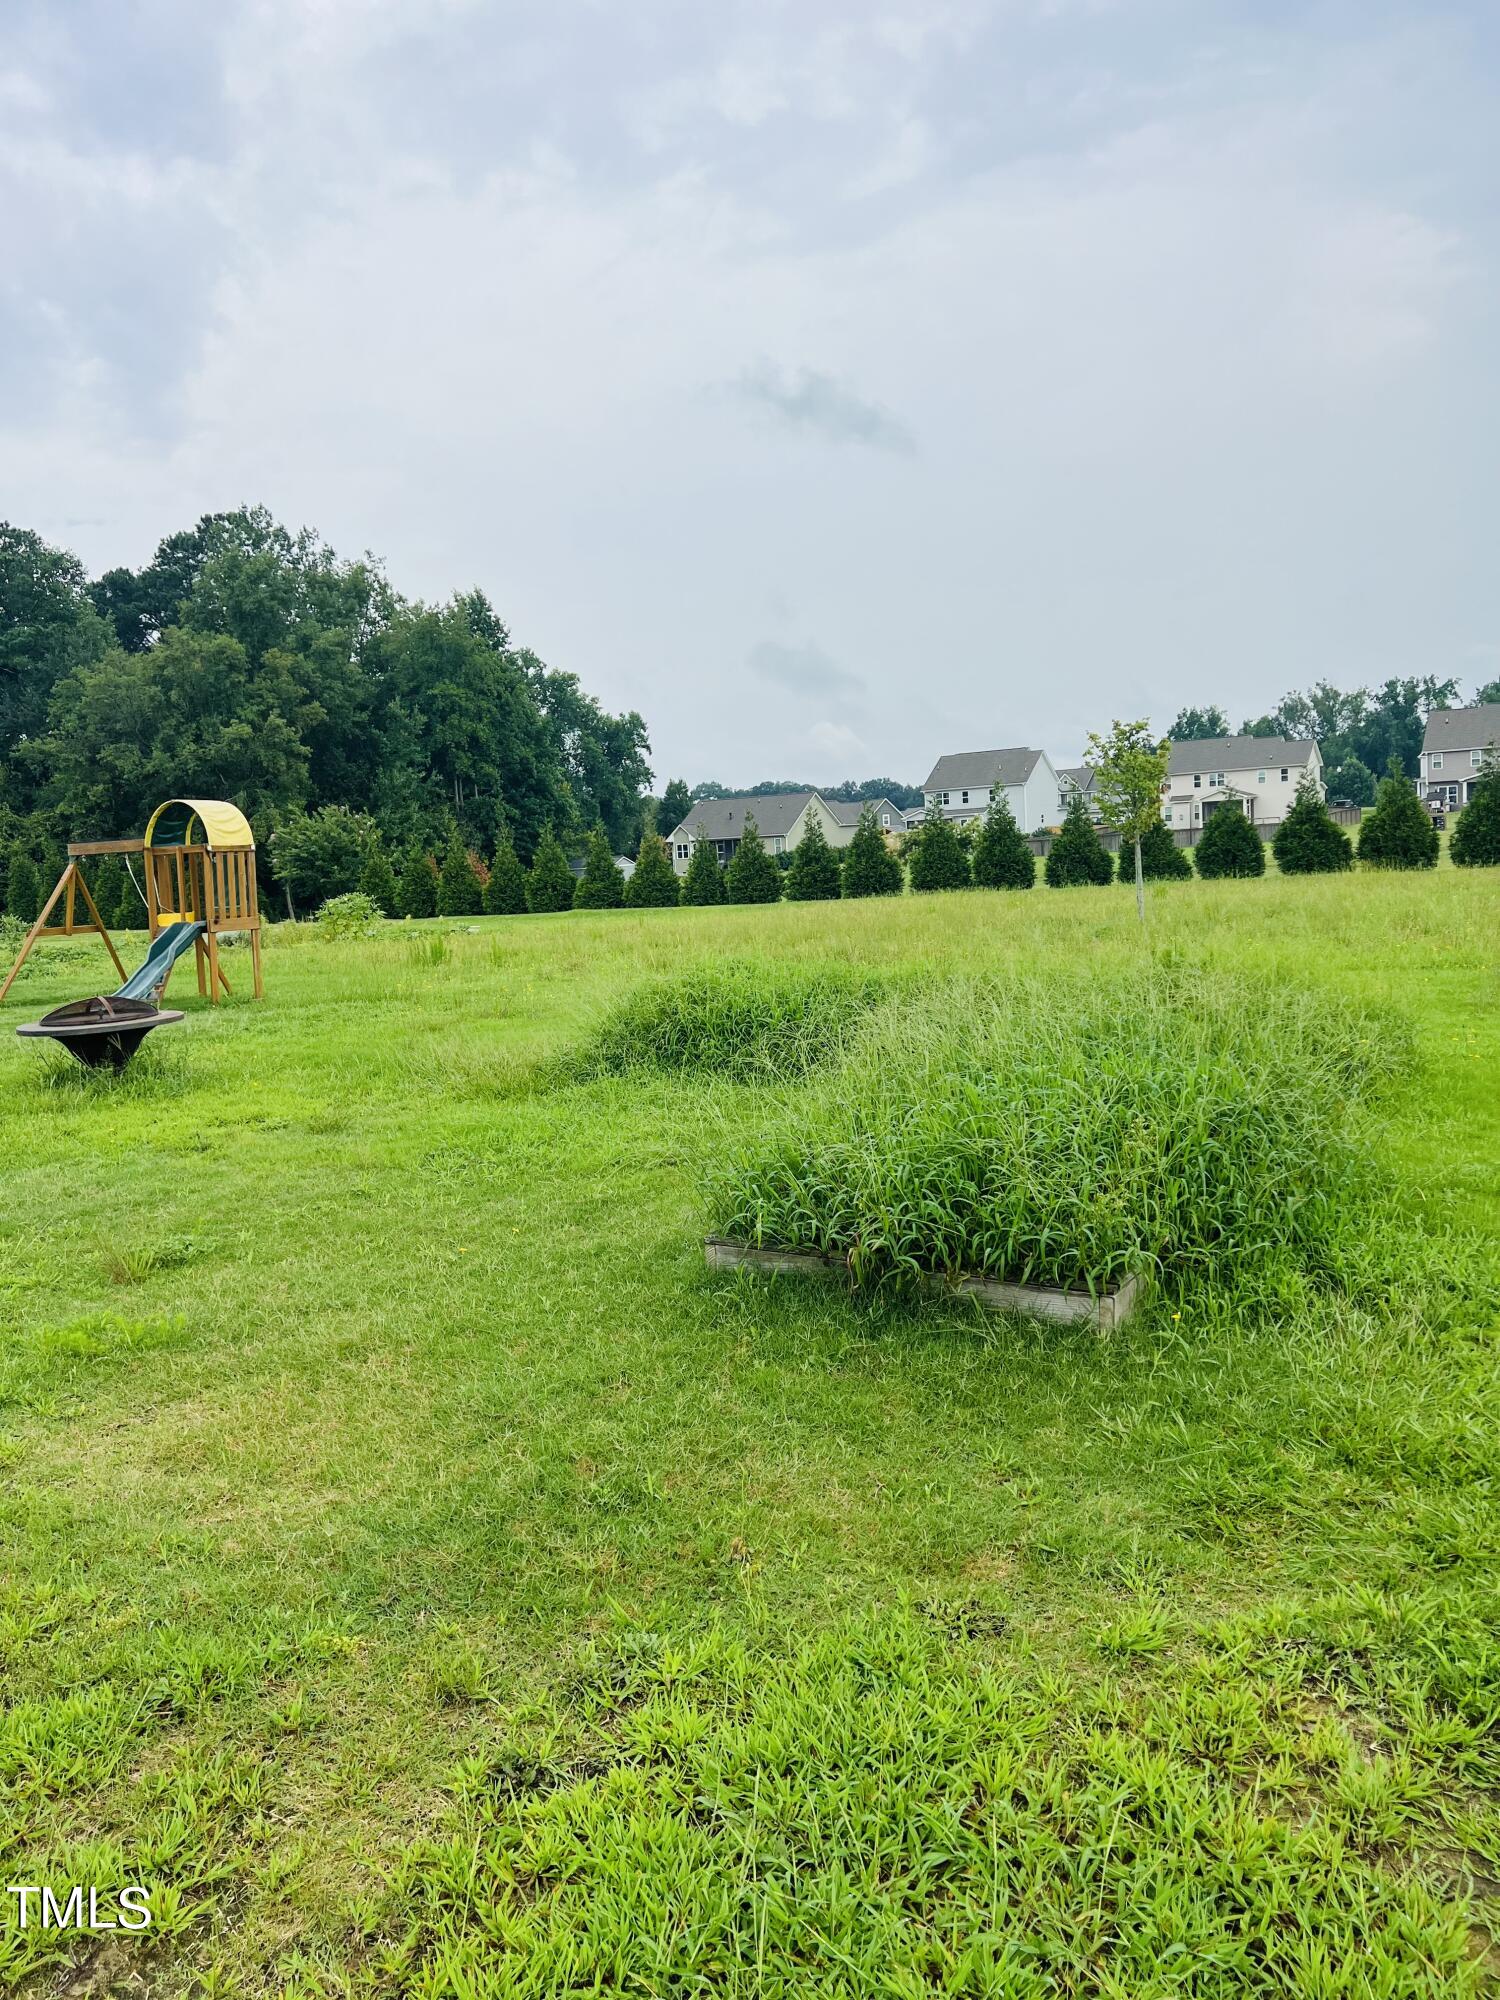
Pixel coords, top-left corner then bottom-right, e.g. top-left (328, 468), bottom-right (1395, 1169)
top-left (0, 870), bottom-right (1497, 1994)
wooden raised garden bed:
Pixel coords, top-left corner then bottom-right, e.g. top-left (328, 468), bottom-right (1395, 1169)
top-left (704, 1238), bottom-right (1141, 1330)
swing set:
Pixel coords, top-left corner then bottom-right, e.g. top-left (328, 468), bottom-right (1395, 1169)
top-left (2, 798), bottom-right (264, 1065)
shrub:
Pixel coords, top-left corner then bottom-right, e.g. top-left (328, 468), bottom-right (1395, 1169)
top-left (841, 806), bottom-right (903, 898)
top-left (1119, 819), bottom-right (1191, 884)
top-left (624, 832), bottom-right (680, 908)
top-left (1045, 793), bottom-right (1112, 887)
top-left (713, 974), bottom-right (1399, 1300)
top-left (1450, 760), bottom-right (1500, 868)
top-left (359, 843), bottom-right (401, 916)
top-left (1358, 771), bottom-right (1439, 870)
top-left (568, 962), bottom-right (890, 1083)
top-left (5, 849), bottom-right (41, 923)
top-left (398, 845), bottom-right (438, 919)
top-left (1273, 779), bottom-right (1353, 875)
top-left (483, 835), bottom-right (528, 914)
top-left (526, 828), bottom-right (576, 913)
top-left (681, 833), bottom-right (726, 906)
top-left (437, 829), bottom-right (484, 916)
top-left (317, 891), bottom-right (381, 940)
top-left (1193, 806), bottom-right (1265, 879)
top-left (724, 817), bottom-right (782, 904)
top-left (908, 806), bottom-right (971, 892)
top-left (573, 827), bottom-right (625, 909)
top-left (786, 818), bottom-right (842, 901)
top-left (970, 796), bottom-right (1035, 889)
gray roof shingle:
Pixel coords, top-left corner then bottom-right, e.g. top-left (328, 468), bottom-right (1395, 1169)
top-left (1058, 764), bottom-right (1094, 793)
top-left (1422, 704), bottom-right (1500, 755)
top-left (1166, 736), bottom-right (1315, 776)
top-left (922, 748), bottom-right (1041, 792)
top-left (823, 795), bottom-right (902, 826)
top-left (669, 791), bottom-right (814, 842)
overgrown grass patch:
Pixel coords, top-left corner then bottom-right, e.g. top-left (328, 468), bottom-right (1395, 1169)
top-left (564, 959), bottom-right (895, 1083)
top-left (714, 971), bottom-right (1406, 1301)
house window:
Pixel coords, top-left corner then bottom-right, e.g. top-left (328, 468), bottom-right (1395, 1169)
top-left (1431, 754), bottom-right (1443, 770)
top-left (1280, 767), bottom-right (1289, 782)
top-left (1473, 751), bottom-right (1485, 768)
top-left (1208, 772), bottom-right (1224, 788)
top-left (941, 791), bottom-right (950, 805)
top-left (675, 844), bottom-right (688, 860)
top-left (960, 790), bottom-right (969, 805)
top-left (880, 813), bottom-right (890, 827)
top-left (1193, 774), bottom-right (1201, 788)
top-left (1257, 770), bottom-right (1266, 783)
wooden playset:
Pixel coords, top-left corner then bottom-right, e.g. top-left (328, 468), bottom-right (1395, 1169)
top-left (2, 798), bottom-right (263, 1064)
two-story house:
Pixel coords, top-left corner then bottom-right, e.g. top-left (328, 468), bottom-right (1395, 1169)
top-left (1161, 736), bottom-right (1321, 830)
top-left (906, 749), bottom-right (1065, 835)
top-left (1057, 764), bottom-right (1100, 821)
top-left (1418, 704), bottom-right (1500, 810)
top-left (665, 791), bottom-right (904, 875)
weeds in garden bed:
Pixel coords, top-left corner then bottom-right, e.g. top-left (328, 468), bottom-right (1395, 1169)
top-left (713, 971), bottom-right (1407, 1300)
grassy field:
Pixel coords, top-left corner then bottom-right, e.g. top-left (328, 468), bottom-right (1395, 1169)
top-left (1, 869), bottom-right (1497, 1995)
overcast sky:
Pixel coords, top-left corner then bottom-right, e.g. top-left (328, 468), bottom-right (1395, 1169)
top-left (4, 1), bottom-right (1498, 785)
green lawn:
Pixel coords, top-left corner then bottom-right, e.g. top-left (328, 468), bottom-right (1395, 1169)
top-left (1, 870), bottom-right (1497, 1995)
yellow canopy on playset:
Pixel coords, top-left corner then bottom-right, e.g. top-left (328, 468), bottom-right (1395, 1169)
top-left (144, 798), bottom-right (256, 852)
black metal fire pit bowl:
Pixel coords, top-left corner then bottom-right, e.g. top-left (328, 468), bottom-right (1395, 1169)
top-left (16, 995), bottom-right (185, 1069)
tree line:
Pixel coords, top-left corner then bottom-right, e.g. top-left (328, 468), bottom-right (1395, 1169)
top-left (0, 509), bottom-right (659, 917)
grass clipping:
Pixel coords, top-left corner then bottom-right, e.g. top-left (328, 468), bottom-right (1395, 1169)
top-left (712, 972), bottom-right (1403, 1300)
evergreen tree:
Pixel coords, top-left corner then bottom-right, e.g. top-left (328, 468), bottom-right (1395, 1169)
top-left (525, 827), bottom-right (576, 912)
top-left (723, 815), bottom-right (782, 903)
top-left (841, 805), bottom-right (904, 898)
top-left (625, 830), bottom-right (681, 907)
top-left (359, 841), bottom-right (401, 915)
top-left (437, 827), bottom-right (484, 915)
top-left (574, 825), bottom-right (625, 909)
top-left (5, 849), bottom-right (41, 922)
top-left (398, 843), bottom-right (437, 918)
top-left (483, 834), bottom-right (528, 913)
top-left (786, 817), bottom-right (843, 900)
top-left (908, 804), bottom-right (971, 892)
top-left (1045, 792), bottom-right (1113, 887)
top-left (81, 855), bottom-right (123, 931)
top-left (1357, 765), bottom-right (1439, 870)
top-left (1273, 777), bottom-right (1353, 875)
top-left (1193, 805), bottom-right (1266, 879)
top-left (970, 794), bottom-right (1035, 889)
top-left (680, 830), bottom-right (726, 906)
top-left (1122, 818), bottom-right (1191, 882)
top-left (1450, 759), bottom-right (1500, 868)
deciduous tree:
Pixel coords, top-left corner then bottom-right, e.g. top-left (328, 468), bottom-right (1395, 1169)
top-left (1086, 720), bottom-right (1171, 922)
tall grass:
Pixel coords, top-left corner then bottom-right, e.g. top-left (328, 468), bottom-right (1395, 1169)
top-left (565, 960), bottom-right (894, 1084)
top-left (713, 972), bottom-right (1406, 1299)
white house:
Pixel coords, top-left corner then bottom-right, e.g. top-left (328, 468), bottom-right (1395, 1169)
top-left (1418, 704), bottom-right (1500, 810)
top-left (908, 749), bottom-right (1065, 834)
top-left (1161, 736), bottom-right (1322, 830)
top-left (665, 791), bottom-right (904, 875)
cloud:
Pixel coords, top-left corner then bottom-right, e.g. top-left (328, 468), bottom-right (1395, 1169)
top-left (807, 719), bottom-right (868, 762)
top-left (727, 363), bottom-right (917, 455)
top-left (747, 639), bottom-right (864, 698)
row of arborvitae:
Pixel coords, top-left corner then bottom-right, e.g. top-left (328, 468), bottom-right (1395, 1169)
top-left (678, 809), bottom-right (904, 906)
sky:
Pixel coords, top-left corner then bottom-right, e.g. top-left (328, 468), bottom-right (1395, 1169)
top-left (4, 0), bottom-right (1499, 787)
